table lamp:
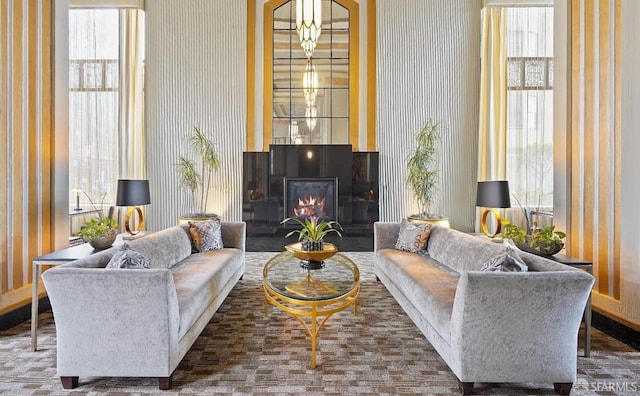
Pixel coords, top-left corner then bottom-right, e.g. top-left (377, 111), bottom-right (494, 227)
top-left (476, 180), bottom-right (511, 238)
top-left (116, 179), bottom-right (151, 239)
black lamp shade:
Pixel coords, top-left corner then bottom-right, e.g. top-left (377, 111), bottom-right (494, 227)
top-left (247, 181), bottom-right (257, 190)
top-left (116, 179), bottom-right (151, 206)
top-left (476, 181), bottom-right (511, 208)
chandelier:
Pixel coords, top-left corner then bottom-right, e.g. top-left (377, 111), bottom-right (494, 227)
top-left (302, 61), bottom-right (318, 105)
top-left (306, 104), bottom-right (317, 130)
top-left (296, 0), bottom-right (322, 58)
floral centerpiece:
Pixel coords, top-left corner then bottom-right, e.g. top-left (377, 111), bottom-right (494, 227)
top-left (281, 216), bottom-right (343, 251)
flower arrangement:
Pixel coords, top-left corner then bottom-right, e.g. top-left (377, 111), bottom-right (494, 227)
top-left (281, 216), bottom-right (343, 251)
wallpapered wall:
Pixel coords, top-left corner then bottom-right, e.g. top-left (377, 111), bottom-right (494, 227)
top-left (375, 0), bottom-right (481, 229)
top-left (145, 0), bottom-right (481, 231)
top-left (145, 0), bottom-right (247, 230)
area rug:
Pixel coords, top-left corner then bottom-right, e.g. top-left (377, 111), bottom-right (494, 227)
top-left (1, 252), bottom-right (638, 395)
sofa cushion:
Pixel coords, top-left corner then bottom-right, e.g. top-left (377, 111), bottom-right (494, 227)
top-left (376, 249), bottom-right (458, 344)
top-left (170, 248), bottom-right (242, 340)
top-left (481, 246), bottom-right (528, 272)
top-left (188, 219), bottom-right (224, 252)
top-left (105, 243), bottom-right (150, 269)
top-left (426, 226), bottom-right (508, 273)
top-left (395, 219), bottom-right (432, 253)
top-left (128, 226), bottom-right (193, 269)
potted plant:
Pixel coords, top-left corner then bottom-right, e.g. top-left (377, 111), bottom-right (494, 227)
top-left (176, 126), bottom-right (221, 222)
top-left (501, 220), bottom-right (566, 256)
top-left (281, 216), bottom-right (343, 251)
top-left (76, 193), bottom-right (118, 250)
top-left (406, 119), bottom-right (449, 227)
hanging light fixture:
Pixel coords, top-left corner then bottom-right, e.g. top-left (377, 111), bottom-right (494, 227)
top-left (306, 104), bottom-right (317, 130)
top-left (296, 0), bottom-right (322, 58)
top-left (302, 60), bottom-right (318, 106)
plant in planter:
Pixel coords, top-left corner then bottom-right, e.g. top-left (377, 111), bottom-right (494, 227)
top-left (501, 220), bottom-right (566, 256)
top-left (76, 193), bottom-right (118, 250)
top-left (406, 119), bottom-right (449, 226)
top-left (176, 126), bottom-right (221, 221)
top-left (281, 216), bottom-right (343, 251)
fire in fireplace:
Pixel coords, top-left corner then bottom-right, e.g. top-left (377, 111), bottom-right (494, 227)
top-left (284, 178), bottom-right (337, 221)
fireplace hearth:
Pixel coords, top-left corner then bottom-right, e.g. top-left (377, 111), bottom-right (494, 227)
top-left (284, 178), bottom-right (337, 221)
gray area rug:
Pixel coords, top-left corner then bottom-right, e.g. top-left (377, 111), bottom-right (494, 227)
top-left (1, 252), bottom-right (639, 395)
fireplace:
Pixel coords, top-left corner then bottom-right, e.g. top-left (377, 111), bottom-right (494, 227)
top-left (284, 178), bottom-right (338, 221)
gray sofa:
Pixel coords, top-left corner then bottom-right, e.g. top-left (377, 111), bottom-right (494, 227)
top-left (374, 222), bottom-right (594, 395)
top-left (42, 221), bottom-right (245, 390)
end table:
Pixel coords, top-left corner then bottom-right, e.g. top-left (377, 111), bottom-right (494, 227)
top-left (546, 253), bottom-right (593, 357)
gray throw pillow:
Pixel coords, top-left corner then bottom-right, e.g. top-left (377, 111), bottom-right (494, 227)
top-left (481, 246), bottom-right (528, 272)
top-left (188, 219), bottom-right (224, 252)
top-left (395, 219), bottom-right (432, 253)
top-left (106, 243), bottom-right (150, 269)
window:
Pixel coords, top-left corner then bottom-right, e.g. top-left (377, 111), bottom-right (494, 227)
top-left (68, 8), bottom-right (145, 221)
top-left (271, 0), bottom-right (350, 145)
top-left (69, 9), bottom-right (120, 209)
top-left (505, 7), bottom-right (553, 208)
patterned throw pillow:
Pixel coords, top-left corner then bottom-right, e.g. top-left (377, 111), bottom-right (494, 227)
top-left (106, 243), bottom-right (150, 269)
top-left (481, 246), bottom-right (528, 272)
top-left (188, 219), bottom-right (224, 252)
top-left (395, 219), bottom-right (432, 253)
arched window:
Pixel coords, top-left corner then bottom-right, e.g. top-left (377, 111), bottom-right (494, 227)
top-left (262, 0), bottom-right (360, 148)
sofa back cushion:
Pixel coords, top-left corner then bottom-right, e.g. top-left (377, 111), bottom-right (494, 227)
top-left (426, 226), bottom-right (508, 273)
top-left (128, 225), bottom-right (193, 269)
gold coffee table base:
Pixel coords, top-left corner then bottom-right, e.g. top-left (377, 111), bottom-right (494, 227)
top-left (263, 251), bottom-right (360, 368)
top-left (263, 282), bottom-right (359, 368)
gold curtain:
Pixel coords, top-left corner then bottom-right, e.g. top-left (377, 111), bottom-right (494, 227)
top-left (118, 8), bottom-right (146, 180)
top-left (0, 0), bottom-right (54, 313)
top-left (476, 7), bottom-right (507, 231)
top-left (477, 7), bottom-right (507, 182)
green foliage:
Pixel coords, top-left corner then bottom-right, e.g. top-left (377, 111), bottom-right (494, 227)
top-left (281, 216), bottom-right (343, 242)
top-left (406, 119), bottom-right (441, 215)
top-left (176, 126), bottom-right (220, 214)
top-left (501, 220), bottom-right (566, 255)
top-left (77, 217), bottom-right (118, 242)
top-left (76, 192), bottom-right (117, 242)
top-left (501, 219), bottom-right (527, 244)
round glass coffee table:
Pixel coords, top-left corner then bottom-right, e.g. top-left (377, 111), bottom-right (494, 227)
top-left (263, 250), bottom-right (360, 368)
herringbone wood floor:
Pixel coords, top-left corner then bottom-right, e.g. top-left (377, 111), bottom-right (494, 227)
top-left (1, 252), bottom-right (638, 395)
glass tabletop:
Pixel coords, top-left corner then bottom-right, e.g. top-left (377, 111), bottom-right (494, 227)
top-left (263, 251), bottom-right (359, 301)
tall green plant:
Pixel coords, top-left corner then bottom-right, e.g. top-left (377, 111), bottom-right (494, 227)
top-left (176, 126), bottom-right (220, 214)
top-left (406, 119), bottom-right (441, 216)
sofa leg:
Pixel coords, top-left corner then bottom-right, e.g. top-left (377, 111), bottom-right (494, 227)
top-left (158, 376), bottom-right (172, 390)
top-left (60, 376), bottom-right (79, 389)
top-left (554, 383), bottom-right (573, 395)
top-left (457, 380), bottom-right (474, 395)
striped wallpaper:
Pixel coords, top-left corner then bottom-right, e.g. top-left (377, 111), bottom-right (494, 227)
top-left (375, 0), bottom-right (481, 230)
top-left (0, 0), bottom-right (54, 314)
top-left (145, 0), bottom-right (247, 230)
top-left (565, 0), bottom-right (640, 326)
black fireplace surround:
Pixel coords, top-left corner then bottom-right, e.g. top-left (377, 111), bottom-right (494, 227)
top-left (243, 145), bottom-right (379, 227)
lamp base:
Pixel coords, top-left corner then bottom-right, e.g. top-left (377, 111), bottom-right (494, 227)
top-left (123, 232), bottom-right (146, 240)
top-left (480, 208), bottom-right (503, 238)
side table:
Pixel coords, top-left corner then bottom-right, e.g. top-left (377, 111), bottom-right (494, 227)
top-left (31, 235), bottom-right (124, 351)
top-left (546, 253), bottom-right (593, 357)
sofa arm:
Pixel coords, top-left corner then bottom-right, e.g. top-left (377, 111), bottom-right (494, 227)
top-left (42, 267), bottom-right (181, 377)
top-left (374, 222), bottom-right (401, 251)
top-left (449, 270), bottom-right (594, 382)
top-left (221, 221), bottom-right (246, 250)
